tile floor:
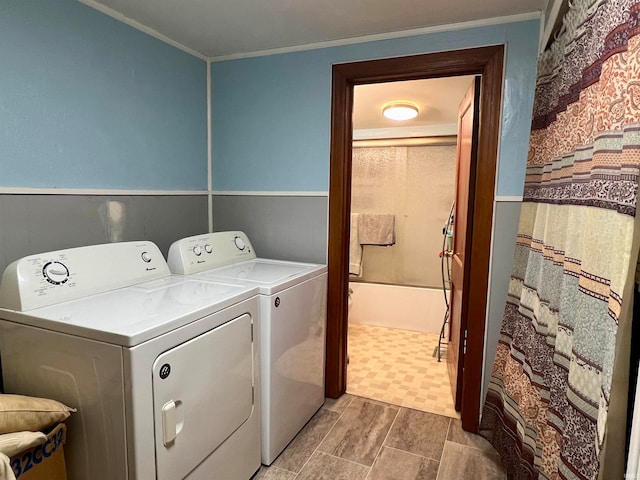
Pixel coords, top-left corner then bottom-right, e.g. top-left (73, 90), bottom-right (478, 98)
top-left (252, 394), bottom-right (506, 480)
top-left (346, 323), bottom-right (458, 418)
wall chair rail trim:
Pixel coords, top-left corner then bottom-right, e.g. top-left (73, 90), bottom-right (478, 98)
top-left (0, 188), bottom-right (210, 196)
top-left (212, 191), bottom-right (329, 197)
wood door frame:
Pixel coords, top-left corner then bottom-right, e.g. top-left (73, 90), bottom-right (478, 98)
top-left (326, 45), bottom-right (505, 432)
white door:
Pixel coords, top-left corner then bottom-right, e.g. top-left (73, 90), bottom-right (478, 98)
top-left (152, 313), bottom-right (255, 480)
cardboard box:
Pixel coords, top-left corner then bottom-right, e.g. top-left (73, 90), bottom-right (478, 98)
top-left (9, 423), bottom-right (67, 480)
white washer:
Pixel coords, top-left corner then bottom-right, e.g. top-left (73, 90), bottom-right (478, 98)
top-left (0, 241), bottom-right (261, 480)
top-left (168, 231), bottom-right (327, 465)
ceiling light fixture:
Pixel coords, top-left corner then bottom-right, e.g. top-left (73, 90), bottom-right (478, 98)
top-left (382, 102), bottom-right (419, 121)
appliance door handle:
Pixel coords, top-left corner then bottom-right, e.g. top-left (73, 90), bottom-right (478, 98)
top-left (162, 400), bottom-right (177, 445)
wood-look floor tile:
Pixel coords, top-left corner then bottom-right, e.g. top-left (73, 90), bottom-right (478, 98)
top-left (272, 408), bottom-right (340, 473)
top-left (250, 465), bottom-right (296, 480)
top-left (447, 418), bottom-right (497, 454)
top-left (318, 396), bottom-right (398, 466)
top-left (437, 441), bottom-right (506, 479)
top-left (384, 408), bottom-right (450, 461)
top-left (323, 394), bottom-right (355, 414)
top-left (368, 446), bottom-right (439, 480)
top-left (295, 451), bottom-right (370, 480)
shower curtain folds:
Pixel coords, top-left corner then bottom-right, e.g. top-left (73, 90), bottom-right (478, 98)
top-left (479, 1), bottom-right (640, 479)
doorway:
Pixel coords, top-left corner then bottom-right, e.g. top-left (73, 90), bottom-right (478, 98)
top-left (346, 77), bottom-right (471, 418)
top-left (325, 45), bottom-right (505, 432)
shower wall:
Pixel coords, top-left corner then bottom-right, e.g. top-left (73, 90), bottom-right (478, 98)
top-left (351, 144), bottom-right (456, 288)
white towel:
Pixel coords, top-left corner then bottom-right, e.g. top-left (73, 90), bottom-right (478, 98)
top-left (358, 213), bottom-right (395, 245)
top-left (0, 430), bottom-right (46, 480)
top-left (0, 453), bottom-right (15, 480)
top-left (0, 431), bottom-right (47, 457)
top-left (349, 213), bottom-right (362, 275)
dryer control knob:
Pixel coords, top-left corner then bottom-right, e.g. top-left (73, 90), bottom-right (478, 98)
top-left (193, 246), bottom-right (202, 256)
top-left (234, 237), bottom-right (246, 251)
top-left (141, 251), bottom-right (152, 263)
top-left (42, 261), bottom-right (70, 285)
top-left (204, 244), bottom-right (213, 254)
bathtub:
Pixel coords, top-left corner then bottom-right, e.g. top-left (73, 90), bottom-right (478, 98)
top-left (348, 282), bottom-right (448, 334)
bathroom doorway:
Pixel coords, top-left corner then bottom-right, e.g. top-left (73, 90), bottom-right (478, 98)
top-left (325, 46), bottom-right (504, 432)
top-left (346, 77), bottom-right (473, 418)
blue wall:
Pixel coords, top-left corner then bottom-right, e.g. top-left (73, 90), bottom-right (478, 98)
top-left (211, 20), bottom-right (539, 196)
top-left (0, 4), bottom-right (537, 194)
top-left (0, 0), bottom-right (207, 190)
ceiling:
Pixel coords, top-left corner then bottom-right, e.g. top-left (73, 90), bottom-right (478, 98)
top-left (353, 76), bottom-right (475, 131)
top-left (85, 0), bottom-right (546, 58)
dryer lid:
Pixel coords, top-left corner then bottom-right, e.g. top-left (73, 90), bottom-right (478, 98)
top-left (0, 277), bottom-right (258, 346)
top-left (0, 241), bottom-right (170, 311)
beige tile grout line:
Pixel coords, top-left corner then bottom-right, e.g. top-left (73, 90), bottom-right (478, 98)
top-left (435, 419), bottom-right (453, 480)
top-left (363, 404), bottom-right (402, 480)
top-left (291, 395), bottom-right (356, 479)
top-left (321, 452), bottom-right (373, 469)
top-left (383, 444), bottom-right (443, 463)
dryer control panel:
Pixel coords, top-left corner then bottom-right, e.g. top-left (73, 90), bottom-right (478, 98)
top-left (0, 241), bottom-right (170, 311)
top-left (167, 231), bottom-right (256, 275)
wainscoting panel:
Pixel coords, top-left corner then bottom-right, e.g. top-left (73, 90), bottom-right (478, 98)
top-left (212, 195), bottom-right (328, 264)
top-left (0, 194), bottom-right (208, 273)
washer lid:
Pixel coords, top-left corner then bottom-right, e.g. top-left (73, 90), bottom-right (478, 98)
top-left (0, 276), bottom-right (258, 347)
top-left (197, 258), bottom-right (327, 294)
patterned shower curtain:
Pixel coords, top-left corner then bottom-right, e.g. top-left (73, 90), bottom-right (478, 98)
top-left (480, 1), bottom-right (640, 479)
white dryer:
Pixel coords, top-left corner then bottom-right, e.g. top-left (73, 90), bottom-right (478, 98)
top-left (0, 241), bottom-right (261, 480)
top-left (168, 231), bottom-right (327, 465)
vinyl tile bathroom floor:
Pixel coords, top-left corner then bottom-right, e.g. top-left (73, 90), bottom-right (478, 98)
top-left (346, 323), bottom-right (459, 418)
top-left (252, 394), bottom-right (506, 480)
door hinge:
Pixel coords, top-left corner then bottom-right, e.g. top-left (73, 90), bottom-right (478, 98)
top-left (463, 329), bottom-right (468, 354)
top-left (251, 322), bottom-right (254, 342)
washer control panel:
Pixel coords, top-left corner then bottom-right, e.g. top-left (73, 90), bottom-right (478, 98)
top-left (167, 231), bottom-right (256, 275)
top-left (0, 241), bottom-right (170, 311)
top-left (42, 261), bottom-right (70, 285)
top-left (234, 236), bottom-right (246, 251)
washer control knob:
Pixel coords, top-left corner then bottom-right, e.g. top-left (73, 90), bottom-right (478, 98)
top-left (141, 251), bottom-right (152, 263)
top-left (234, 236), bottom-right (246, 251)
top-left (42, 261), bottom-right (70, 285)
top-left (204, 244), bottom-right (213, 254)
top-left (193, 245), bottom-right (202, 256)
